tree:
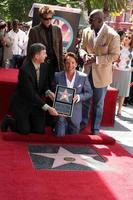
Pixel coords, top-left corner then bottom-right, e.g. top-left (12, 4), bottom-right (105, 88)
top-left (0, 0), bottom-right (129, 22)
top-left (56, 0), bottom-right (128, 14)
top-left (1, 0), bottom-right (57, 21)
top-left (0, 1), bottom-right (9, 20)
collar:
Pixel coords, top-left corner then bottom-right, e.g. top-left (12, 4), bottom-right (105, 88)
top-left (94, 22), bottom-right (105, 38)
top-left (65, 71), bottom-right (77, 88)
top-left (41, 23), bottom-right (52, 31)
top-left (97, 22), bottom-right (105, 36)
top-left (13, 29), bottom-right (19, 33)
top-left (32, 61), bottom-right (40, 71)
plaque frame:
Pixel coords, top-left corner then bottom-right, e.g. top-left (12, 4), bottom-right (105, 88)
top-left (53, 85), bottom-right (75, 117)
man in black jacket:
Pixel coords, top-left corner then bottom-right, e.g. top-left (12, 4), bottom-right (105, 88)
top-left (1, 43), bottom-right (58, 134)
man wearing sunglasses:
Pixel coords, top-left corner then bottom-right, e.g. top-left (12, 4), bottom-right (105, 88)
top-left (27, 6), bottom-right (63, 128)
top-left (79, 9), bottom-right (120, 135)
top-left (27, 6), bottom-right (63, 89)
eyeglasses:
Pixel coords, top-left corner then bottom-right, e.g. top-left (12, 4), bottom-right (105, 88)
top-left (125, 35), bottom-right (131, 40)
top-left (42, 17), bottom-right (52, 21)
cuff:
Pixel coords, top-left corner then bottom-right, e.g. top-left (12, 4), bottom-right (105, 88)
top-left (77, 95), bottom-right (80, 103)
top-left (42, 104), bottom-right (50, 111)
top-left (96, 56), bottom-right (99, 64)
top-left (45, 90), bottom-right (51, 96)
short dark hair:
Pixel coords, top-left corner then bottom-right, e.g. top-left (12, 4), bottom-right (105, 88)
top-left (64, 52), bottom-right (78, 63)
top-left (28, 43), bottom-right (46, 59)
top-left (12, 19), bottom-right (19, 26)
top-left (0, 19), bottom-right (6, 30)
top-left (89, 9), bottom-right (104, 22)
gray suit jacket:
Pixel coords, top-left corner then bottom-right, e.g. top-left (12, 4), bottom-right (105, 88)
top-left (54, 70), bottom-right (93, 126)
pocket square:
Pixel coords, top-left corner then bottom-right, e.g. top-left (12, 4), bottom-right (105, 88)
top-left (77, 84), bottom-right (82, 88)
top-left (100, 43), bottom-right (107, 47)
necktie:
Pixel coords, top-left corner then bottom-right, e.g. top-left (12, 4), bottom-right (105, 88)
top-left (36, 68), bottom-right (40, 84)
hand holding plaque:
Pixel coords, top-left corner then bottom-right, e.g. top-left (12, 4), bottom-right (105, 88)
top-left (53, 85), bottom-right (75, 117)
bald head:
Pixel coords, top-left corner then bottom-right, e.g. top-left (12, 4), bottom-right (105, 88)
top-left (88, 9), bottom-right (104, 32)
top-left (89, 9), bottom-right (104, 21)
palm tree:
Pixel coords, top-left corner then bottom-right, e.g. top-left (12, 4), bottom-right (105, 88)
top-left (56, 0), bottom-right (128, 14)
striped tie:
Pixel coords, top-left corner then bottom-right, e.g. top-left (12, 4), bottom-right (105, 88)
top-left (36, 68), bottom-right (40, 84)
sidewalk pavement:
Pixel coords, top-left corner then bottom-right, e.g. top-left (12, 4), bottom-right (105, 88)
top-left (102, 104), bottom-right (133, 155)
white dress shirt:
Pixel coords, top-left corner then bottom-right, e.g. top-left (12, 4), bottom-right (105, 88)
top-left (65, 71), bottom-right (80, 102)
top-left (32, 61), bottom-right (50, 111)
top-left (8, 29), bottom-right (27, 55)
top-left (92, 23), bottom-right (105, 64)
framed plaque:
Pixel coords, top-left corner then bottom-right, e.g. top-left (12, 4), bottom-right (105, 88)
top-left (53, 85), bottom-right (75, 117)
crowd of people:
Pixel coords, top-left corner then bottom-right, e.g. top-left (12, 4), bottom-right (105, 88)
top-left (0, 19), bottom-right (29, 68)
top-left (0, 6), bottom-right (133, 136)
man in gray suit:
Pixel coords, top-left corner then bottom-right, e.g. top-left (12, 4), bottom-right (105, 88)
top-left (48, 52), bottom-right (93, 137)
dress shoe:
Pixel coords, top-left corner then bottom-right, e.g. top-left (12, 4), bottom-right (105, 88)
top-left (90, 132), bottom-right (100, 135)
top-left (116, 112), bottom-right (122, 117)
top-left (123, 102), bottom-right (128, 106)
top-left (80, 123), bottom-right (87, 131)
top-left (1, 115), bottom-right (11, 132)
top-left (129, 101), bottom-right (133, 106)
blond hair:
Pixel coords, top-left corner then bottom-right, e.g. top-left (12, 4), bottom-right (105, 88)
top-left (39, 6), bottom-right (54, 18)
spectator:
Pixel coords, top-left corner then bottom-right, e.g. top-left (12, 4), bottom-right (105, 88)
top-left (111, 32), bottom-right (133, 116)
top-left (8, 19), bottom-right (27, 68)
top-left (0, 19), bottom-right (12, 67)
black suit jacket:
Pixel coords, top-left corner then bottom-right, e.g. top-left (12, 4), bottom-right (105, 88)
top-left (10, 61), bottom-right (49, 117)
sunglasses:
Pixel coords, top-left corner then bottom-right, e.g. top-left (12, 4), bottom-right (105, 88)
top-left (88, 17), bottom-right (98, 23)
top-left (42, 17), bottom-right (52, 21)
top-left (125, 35), bottom-right (131, 40)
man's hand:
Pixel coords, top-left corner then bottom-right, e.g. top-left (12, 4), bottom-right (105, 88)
top-left (47, 91), bottom-right (55, 101)
top-left (47, 107), bottom-right (58, 116)
top-left (112, 62), bottom-right (119, 70)
top-left (84, 54), bottom-right (96, 64)
top-left (0, 37), bottom-right (10, 47)
top-left (89, 54), bottom-right (96, 63)
top-left (73, 95), bottom-right (78, 103)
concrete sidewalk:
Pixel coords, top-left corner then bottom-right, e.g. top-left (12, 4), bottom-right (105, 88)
top-left (102, 104), bottom-right (133, 154)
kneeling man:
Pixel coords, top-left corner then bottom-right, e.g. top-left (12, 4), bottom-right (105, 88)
top-left (48, 52), bottom-right (93, 137)
top-left (1, 43), bottom-right (58, 134)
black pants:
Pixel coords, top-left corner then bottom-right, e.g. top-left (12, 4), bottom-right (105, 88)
top-left (45, 58), bottom-right (58, 128)
top-left (13, 107), bottom-right (45, 134)
top-left (124, 72), bottom-right (133, 104)
top-left (46, 58), bottom-right (58, 89)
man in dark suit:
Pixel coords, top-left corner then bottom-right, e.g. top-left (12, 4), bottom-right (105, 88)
top-left (1, 43), bottom-right (58, 134)
top-left (27, 5), bottom-right (63, 127)
top-left (48, 52), bottom-right (92, 137)
top-left (27, 5), bottom-right (63, 89)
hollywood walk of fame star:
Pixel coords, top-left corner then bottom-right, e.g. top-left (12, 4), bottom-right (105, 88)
top-left (59, 89), bottom-right (72, 102)
top-left (32, 147), bottom-right (106, 170)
